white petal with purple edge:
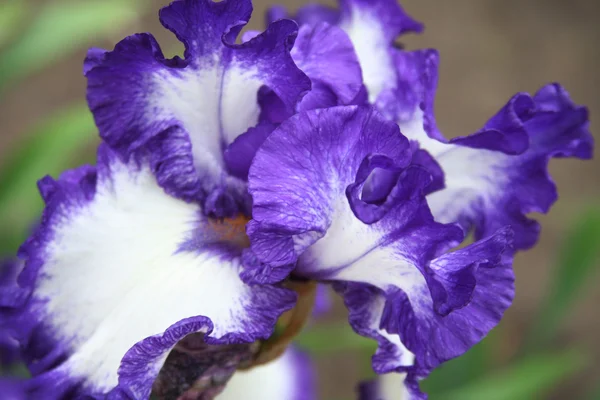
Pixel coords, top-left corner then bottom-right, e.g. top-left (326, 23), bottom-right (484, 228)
top-left (391, 53), bottom-right (593, 249)
top-left (11, 146), bottom-right (294, 398)
top-left (379, 47), bottom-right (593, 250)
top-left (337, 0), bottom-right (423, 102)
top-left (86, 0), bottom-right (310, 207)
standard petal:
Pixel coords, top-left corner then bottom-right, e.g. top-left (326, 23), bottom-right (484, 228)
top-left (377, 49), bottom-right (447, 148)
top-left (337, 0), bottom-right (423, 102)
top-left (256, 21), bottom-right (364, 129)
top-left (292, 22), bottom-right (363, 111)
top-left (218, 347), bottom-right (315, 400)
top-left (266, 0), bottom-right (422, 103)
top-left (86, 0), bottom-right (310, 211)
top-left (7, 146), bottom-right (294, 398)
top-left (247, 106), bottom-right (515, 385)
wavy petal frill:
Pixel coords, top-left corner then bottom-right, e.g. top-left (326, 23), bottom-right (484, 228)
top-left (85, 0), bottom-right (311, 215)
top-left (219, 347), bottom-right (315, 400)
top-left (290, 22), bottom-right (363, 112)
top-left (384, 49), bottom-right (594, 250)
top-left (245, 106), bottom-right (515, 383)
top-left (1, 146), bottom-right (295, 398)
top-left (269, 0), bottom-right (593, 253)
top-left (267, 0), bottom-right (423, 103)
top-left (226, 20), bottom-right (364, 180)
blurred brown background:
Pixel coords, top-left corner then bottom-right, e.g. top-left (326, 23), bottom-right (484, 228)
top-left (1, 0), bottom-right (598, 398)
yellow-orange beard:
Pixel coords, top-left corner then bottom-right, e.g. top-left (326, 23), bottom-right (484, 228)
top-left (206, 215), bottom-right (251, 248)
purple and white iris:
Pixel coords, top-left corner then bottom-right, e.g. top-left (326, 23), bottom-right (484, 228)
top-left (0, 0), bottom-right (592, 399)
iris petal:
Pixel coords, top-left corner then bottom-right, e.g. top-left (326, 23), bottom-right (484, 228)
top-left (86, 0), bottom-right (311, 212)
top-left (4, 146), bottom-right (294, 398)
top-left (246, 106), bottom-right (514, 388)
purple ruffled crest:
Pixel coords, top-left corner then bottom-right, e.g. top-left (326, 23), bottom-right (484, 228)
top-left (245, 106), bottom-right (515, 393)
top-left (245, 105), bottom-right (413, 280)
top-left (360, 141), bottom-right (444, 207)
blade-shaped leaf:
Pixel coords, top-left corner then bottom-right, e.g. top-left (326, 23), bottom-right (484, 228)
top-left (0, 103), bottom-right (97, 255)
top-left (526, 208), bottom-right (600, 350)
top-left (440, 349), bottom-right (587, 400)
top-left (0, 0), bottom-right (140, 91)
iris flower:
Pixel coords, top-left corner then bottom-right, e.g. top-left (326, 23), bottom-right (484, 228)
top-left (0, 0), bottom-right (592, 399)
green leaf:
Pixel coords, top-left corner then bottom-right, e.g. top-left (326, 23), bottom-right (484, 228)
top-left (525, 208), bottom-right (600, 350)
top-left (0, 0), bottom-right (29, 47)
top-left (294, 323), bottom-right (377, 355)
top-left (439, 349), bottom-right (587, 400)
top-left (0, 0), bottom-right (140, 90)
top-left (0, 103), bottom-right (97, 255)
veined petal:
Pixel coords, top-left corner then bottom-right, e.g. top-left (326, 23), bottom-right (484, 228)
top-left (246, 107), bottom-right (515, 384)
top-left (337, 237), bottom-right (514, 375)
top-left (337, 0), bottom-right (423, 102)
top-left (86, 0), bottom-right (310, 213)
top-left (431, 85), bottom-right (592, 250)
top-left (227, 20), bottom-right (364, 181)
top-left (219, 347), bottom-right (315, 400)
top-left (247, 106), bottom-right (412, 279)
top-left (411, 82), bottom-right (592, 250)
top-left (377, 49), bottom-right (447, 147)
top-left (255, 20), bottom-right (364, 136)
top-left (7, 146), bottom-right (294, 398)
top-left (381, 47), bottom-right (593, 250)
top-left (292, 22), bottom-right (363, 111)
top-left (337, 283), bottom-right (415, 374)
